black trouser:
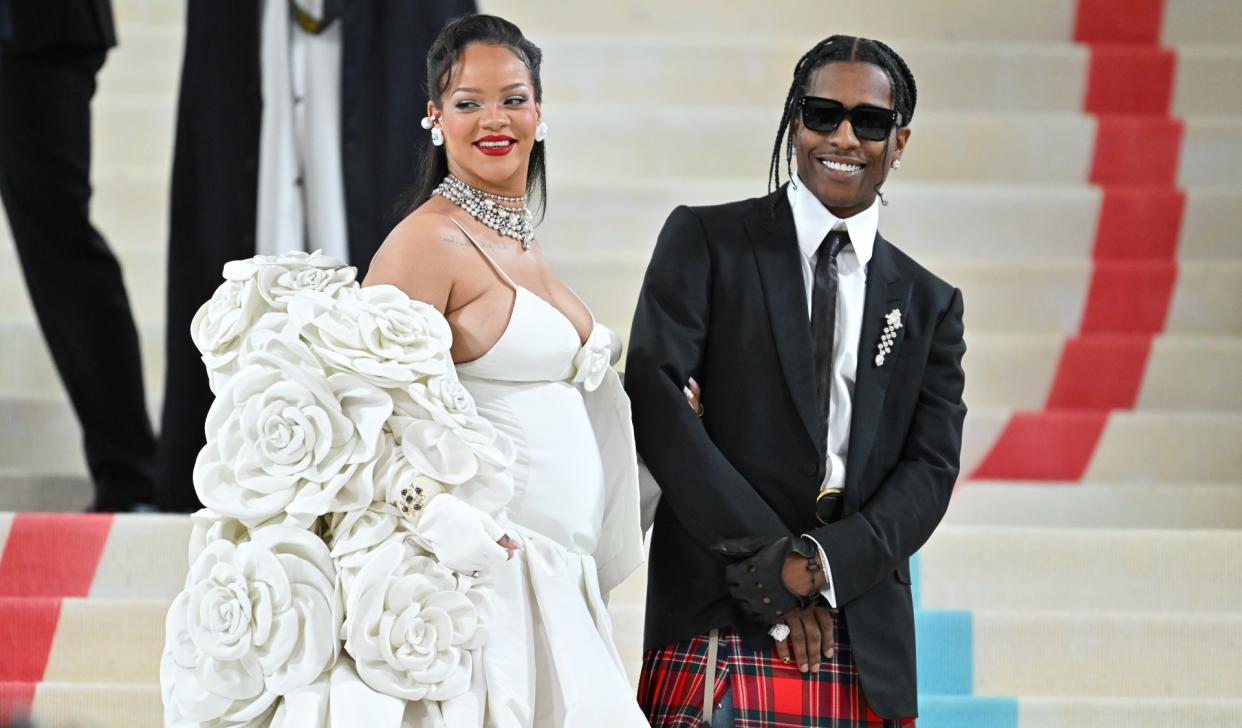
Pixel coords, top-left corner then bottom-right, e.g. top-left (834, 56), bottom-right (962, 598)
top-left (0, 48), bottom-right (156, 510)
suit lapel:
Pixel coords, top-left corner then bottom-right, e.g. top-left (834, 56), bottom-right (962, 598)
top-left (845, 234), bottom-right (911, 508)
top-left (746, 189), bottom-right (824, 456)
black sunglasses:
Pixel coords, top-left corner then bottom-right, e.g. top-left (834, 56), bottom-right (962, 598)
top-left (799, 96), bottom-right (902, 142)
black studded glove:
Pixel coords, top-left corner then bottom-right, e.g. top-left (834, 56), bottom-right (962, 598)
top-left (713, 535), bottom-right (818, 625)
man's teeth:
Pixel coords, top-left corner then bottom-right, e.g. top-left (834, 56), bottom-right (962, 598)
top-left (820, 159), bottom-right (861, 173)
top-left (478, 140), bottom-right (512, 148)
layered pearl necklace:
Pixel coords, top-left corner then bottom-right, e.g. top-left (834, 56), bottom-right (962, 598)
top-left (433, 174), bottom-right (535, 251)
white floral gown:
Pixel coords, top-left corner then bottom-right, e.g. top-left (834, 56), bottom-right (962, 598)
top-left (161, 251), bottom-right (648, 728)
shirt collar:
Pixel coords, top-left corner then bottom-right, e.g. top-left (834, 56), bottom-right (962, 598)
top-left (787, 173), bottom-right (878, 268)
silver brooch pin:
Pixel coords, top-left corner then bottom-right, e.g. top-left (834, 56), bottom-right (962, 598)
top-left (875, 308), bottom-right (903, 367)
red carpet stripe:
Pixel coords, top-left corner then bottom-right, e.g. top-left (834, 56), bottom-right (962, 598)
top-left (971, 412), bottom-right (1110, 481)
top-left (1045, 335), bottom-right (1153, 409)
top-left (970, 0), bottom-right (1179, 481)
top-left (1089, 116), bottom-right (1183, 187)
top-left (1084, 46), bottom-right (1176, 115)
top-left (0, 682), bottom-right (37, 724)
top-left (0, 598), bottom-right (61, 682)
top-left (1073, 0), bottom-right (1164, 44)
top-left (0, 516), bottom-right (113, 718)
top-left (0, 514), bottom-right (114, 597)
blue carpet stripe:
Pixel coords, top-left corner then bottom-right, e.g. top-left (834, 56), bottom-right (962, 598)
top-left (915, 608), bottom-right (973, 696)
top-left (917, 695), bottom-right (1020, 728)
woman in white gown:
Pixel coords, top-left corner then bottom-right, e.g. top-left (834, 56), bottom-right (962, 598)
top-left (160, 14), bottom-right (675, 727)
top-left (355, 14), bottom-right (651, 727)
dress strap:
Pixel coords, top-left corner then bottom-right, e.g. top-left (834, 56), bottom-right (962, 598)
top-left (448, 217), bottom-right (518, 291)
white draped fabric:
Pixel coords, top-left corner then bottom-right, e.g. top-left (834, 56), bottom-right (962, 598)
top-left (165, 253), bottom-right (648, 727)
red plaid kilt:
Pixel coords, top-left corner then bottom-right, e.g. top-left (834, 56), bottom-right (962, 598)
top-left (638, 611), bottom-right (914, 727)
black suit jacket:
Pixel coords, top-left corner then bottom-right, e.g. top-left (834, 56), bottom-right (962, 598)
top-left (0, 0), bottom-right (115, 55)
top-left (625, 186), bottom-right (967, 718)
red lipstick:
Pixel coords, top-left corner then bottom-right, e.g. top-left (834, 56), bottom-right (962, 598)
top-left (474, 135), bottom-right (518, 156)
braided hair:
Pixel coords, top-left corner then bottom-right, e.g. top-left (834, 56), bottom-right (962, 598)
top-left (767, 35), bottom-right (917, 205)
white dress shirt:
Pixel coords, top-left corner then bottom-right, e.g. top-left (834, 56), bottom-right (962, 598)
top-left (786, 176), bottom-right (880, 609)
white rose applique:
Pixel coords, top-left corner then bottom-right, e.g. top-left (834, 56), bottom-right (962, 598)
top-left (294, 285), bottom-right (453, 389)
top-left (341, 538), bottom-right (489, 702)
top-left (570, 323), bottom-right (616, 392)
top-left (191, 251), bottom-right (357, 394)
top-left (223, 250), bottom-right (356, 310)
top-left (193, 333), bottom-right (392, 524)
top-left (160, 527), bottom-right (340, 726)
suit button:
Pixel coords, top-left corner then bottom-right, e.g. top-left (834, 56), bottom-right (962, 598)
top-left (802, 462), bottom-right (818, 476)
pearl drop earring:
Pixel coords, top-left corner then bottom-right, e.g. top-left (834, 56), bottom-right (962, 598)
top-left (535, 120), bottom-right (548, 142)
top-left (891, 159), bottom-right (902, 169)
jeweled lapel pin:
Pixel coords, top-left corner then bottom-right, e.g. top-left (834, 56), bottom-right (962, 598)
top-left (874, 308), bottom-right (903, 367)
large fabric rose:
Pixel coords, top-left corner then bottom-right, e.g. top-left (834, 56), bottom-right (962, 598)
top-left (222, 250), bottom-right (356, 310)
top-left (570, 323), bottom-right (616, 392)
top-left (326, 497), bottom-right (409, 596)
top-left (293, 284), bottom-right (453, 388)
top-left (194, 333), bottom-right (391, 524)
top-left (389, 378), bottom-right (515, 487)
top-left (341, 538), bottom-right (488, 702)
top-left (160, 527), bottom-right (340, 726)
top-left (191, 251), bottom-right (355, 395)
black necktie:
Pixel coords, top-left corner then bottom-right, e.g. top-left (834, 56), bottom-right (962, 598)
top-left (811, 228), bottom-right (850, 432)
top-left (812, 228), bottom-right (849, 524)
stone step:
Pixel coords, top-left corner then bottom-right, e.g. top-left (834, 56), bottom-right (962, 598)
top-left (0, 683), bottom-right (161, 728)
top-left (963, 334), bottom-right (1242, 411)
top-left (6, 683), bottom-right (1241, 728)
top-left (0, 321), bottom-right (164, 399)
top-left (0, 598), bottom-right (166, 684)
top-left (960, 410), bottom-right (1242, 484)
top-left (5, 597), bottom-right (1237, 700)
top-left (108, 0), bottom-right (1242, 46)
top-left (2, 219), bottom-right (1242, 332)
top-left (89, 97), bottom-right (1242, 185)
top-left (6, 515), bottom-right (1237, 613)
top-left (480, 0), bottom-right (1242, 46)
top-left (1013, 697), bottom-right (1242, 728)
top-left (944, 481), bottom-right (1242, 529)
top-left (7, 179), bottom-right (1240, 263)
top-left (4, 232), bottom-right (1241, 337)
top-left (9, 324), bottom-right (1241, 416)
top-left (970, 609), bottom-right (1242, 698)
top-left (6, 394), bottom-right (1242, 483)
top-left (918, 526), bottom-right (1242, 613)
top-left (93, 24), bottom-right (1242, 116)
top-left (0, 471), bottom-right (94, 513)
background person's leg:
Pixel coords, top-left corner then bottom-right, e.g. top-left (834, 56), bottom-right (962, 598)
top-left (0, 49), bottom-right (156, 510)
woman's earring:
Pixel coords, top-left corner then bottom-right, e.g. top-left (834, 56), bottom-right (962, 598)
top-left (431, 127), bottom-right (444, 147)
top-left (891, 159), bottom-right (902, 169)
top-left (420, 116), bottom-right (434, 130)
top-left (535, 120), bottom-right (548, 142)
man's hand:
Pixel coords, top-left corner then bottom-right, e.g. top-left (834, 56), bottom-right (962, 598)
top-left (773, 605), bottom-right (838, 673)
top-left (715, 536), bottom-right (818, 623)
top-left (781, 549), bottom-right (827, 597)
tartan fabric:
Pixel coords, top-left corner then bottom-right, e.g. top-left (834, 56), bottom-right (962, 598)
top-left (638, 611), bottom-right (914, 727)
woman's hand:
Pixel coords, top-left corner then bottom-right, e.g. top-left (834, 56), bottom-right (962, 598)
top-left (417, 495), bottom-right (518, 574)
top-left (683, 377), bottom-right (703, 417)
top-left (772, 605), bottom-right (838, 673)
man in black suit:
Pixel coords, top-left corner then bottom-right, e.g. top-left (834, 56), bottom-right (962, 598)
top-left (627, 36), bottom-right (965, 725)
top-left (0, 0), bottom-right (157, 511)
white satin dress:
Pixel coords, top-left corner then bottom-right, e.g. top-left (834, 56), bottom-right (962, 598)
top-left (321, 225), bottom-right (649, 727)
top-left (449, 240), bottom-right (649, 727)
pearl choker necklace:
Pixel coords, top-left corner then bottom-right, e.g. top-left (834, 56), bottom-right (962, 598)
top-left (433, 174), bottom-right (535, 250)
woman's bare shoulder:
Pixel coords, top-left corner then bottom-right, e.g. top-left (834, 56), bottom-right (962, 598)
top-left (364, 205), bottom-right (472, 309)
